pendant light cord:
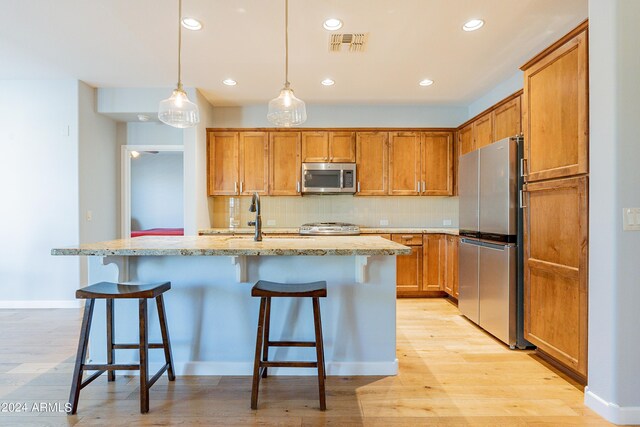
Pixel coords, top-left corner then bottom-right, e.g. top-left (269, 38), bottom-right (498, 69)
top-left (177, 0), bottom-right (183, 90)
top-left (284, 0), bottom-right (289, 87)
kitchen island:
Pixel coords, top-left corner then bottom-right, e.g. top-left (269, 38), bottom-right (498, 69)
top-left (52, 235), bottom-right (410, 376)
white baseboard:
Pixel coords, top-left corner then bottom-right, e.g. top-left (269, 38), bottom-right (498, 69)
top-left (111, 359), bottom-right (399, 377)
top-left (0, 300), bottom-right (82, 309)
top-left (585, 386), bottom-right (640, 425)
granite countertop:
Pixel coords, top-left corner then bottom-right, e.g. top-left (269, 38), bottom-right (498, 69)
top-left (199, 227), bottom-right (459, 236)
top-left (51, 235), bottom-right (412, 257)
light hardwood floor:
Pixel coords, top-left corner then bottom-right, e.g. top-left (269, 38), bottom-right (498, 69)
top-left (0, 299), bottom-right (611, 426)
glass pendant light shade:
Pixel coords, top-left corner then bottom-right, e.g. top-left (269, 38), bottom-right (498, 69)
top-left (267, 84), bottom-right (307, 127)
top-left (158, 0), bottom-right (200, 129)
top-left (267, 0), bottom-right (307, 127)
top-left (158, 87), bottom-right (200, 128)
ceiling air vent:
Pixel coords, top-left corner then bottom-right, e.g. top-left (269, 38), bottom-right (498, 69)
top-left (329, 33), bottom-right (368, 52)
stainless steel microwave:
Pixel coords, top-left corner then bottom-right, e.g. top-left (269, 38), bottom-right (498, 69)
top-left (301, 163), bottom-right (357, 194)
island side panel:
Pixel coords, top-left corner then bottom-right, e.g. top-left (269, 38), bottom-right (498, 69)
top-left (86, 254), bottom-right (397, 376)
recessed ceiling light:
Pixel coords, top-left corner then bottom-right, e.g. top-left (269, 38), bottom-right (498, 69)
top-left (462, 19), bottom-right (484, 32)
top-left (419, 79), bottom-right (434, 86)
top-left (321, 78), bottom-right (335, 86)
top-left (181, 17), bottom-right (202, 31)
top-left (323, 18), bottom-right (343, 31)
top-left (137, 114), bottom-right (150, 122)
top-left (222, 79), bottom-right (237, 86)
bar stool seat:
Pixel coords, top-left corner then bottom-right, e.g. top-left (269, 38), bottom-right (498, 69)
top-left (69, 281), bottom-right (175, 414)
top-left (251, 280), bottom-right (327, 411)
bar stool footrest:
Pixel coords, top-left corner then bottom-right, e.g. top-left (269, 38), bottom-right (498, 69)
top-left (83, 364), bottom-right (140, 371)
top-left (112, 343), bottom-right (165, 350)
top-left (268, 341), bottom-right (316, 347)
top-left (80, 370), bottom-right (106, 389)
top-left (261, 361), bottom-right (318, 368)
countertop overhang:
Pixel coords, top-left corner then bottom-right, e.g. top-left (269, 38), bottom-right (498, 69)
top-left (51, 235), bottom-right (412, 257)
top-left (199, 227), bottom-right (459, 236)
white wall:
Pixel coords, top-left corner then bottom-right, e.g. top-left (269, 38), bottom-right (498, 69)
top-left (467, 71), bottom-right (524, 119)
top-left (0, 80), bottom-right (81, 306)
top-left (211, 104), bottom-right (467, 128)
top-left (131, 152), bottom-right (184, 230)
top-left (586, 0), bottom-right (640, 424)
top-left (127, 121), bottom-right (183, 146)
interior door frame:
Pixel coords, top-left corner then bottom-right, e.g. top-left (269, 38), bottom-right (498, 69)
top-left (121, 145), bottom-right (184, 238)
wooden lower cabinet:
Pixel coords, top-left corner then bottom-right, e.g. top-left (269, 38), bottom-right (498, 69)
top-left (392, 234), bottom-right (423, 295)
top-left (523, 176), bottom-right (588, 378)
top-left (423, 234), bottom-right (445, 292)
top-left (444, 235), bottom-right (459, 298)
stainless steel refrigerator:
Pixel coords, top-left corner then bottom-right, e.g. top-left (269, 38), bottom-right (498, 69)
top-left (458, 136), bottom-right (529, 349)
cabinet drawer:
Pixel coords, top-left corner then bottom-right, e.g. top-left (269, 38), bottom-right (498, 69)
top-left (392, 234), bottom-right (422, 246)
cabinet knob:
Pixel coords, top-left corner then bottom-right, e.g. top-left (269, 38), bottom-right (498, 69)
top-left (234, 181), bottom-right (238, 194)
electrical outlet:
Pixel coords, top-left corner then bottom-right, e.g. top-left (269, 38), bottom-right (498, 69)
top-left (380, 219), bottom-right (389, 226)
top-left (267, 219), bottom-right (276, 226)
top-left (623, 208), bottom-right (640, 231)
top-left (86, 210), bottom-right (92, 221)
top-left (443, 219), bottom-right (452, 226)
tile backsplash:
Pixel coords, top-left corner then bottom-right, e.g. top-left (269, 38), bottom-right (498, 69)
top-left (210, 195), bottom-right (459, 228)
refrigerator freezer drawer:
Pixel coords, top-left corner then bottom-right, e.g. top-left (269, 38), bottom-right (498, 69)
top-left (458, 239), bottom-right (480, 324)
top-left (478, 242), bottom-right (517, 346)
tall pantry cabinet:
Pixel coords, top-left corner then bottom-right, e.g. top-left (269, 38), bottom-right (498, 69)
top-left (521, 21), bottom-right (589, 380)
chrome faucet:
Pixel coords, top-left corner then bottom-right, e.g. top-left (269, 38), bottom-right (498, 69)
top-left (248, 192), bottom-right (262, 241)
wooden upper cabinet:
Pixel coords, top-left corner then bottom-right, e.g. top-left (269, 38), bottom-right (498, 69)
top-left (329, 131), bottom-right (356, 162)
top-left (302, 131), bottom-right (355, 163)
top-left (208, 131), bottom-right (239, 196)
top-left (522, 27), bottom-right (588, 182)
top-left (389, 132), bottom-right (421, 195)
top-left (493, 96), bottom-right (522, 141)
top-left (523, 176), bottom-right (588, 377)
top-left (269, 132), bottom-right (301, 196)
top-left (421, 132), bottom-right (453, 196)
top-left (459, 124), bottom-right (474, 156)
top-left (355, 132), bottom-right (388, 196)
top-left (473, 113), bottom-right (494, 149)
top-left (423, 234), bottom-right (445, 291)
top-left (301, 132), bottom-right (329, 162)
top-left (239, 132), bottom-right (268, 195)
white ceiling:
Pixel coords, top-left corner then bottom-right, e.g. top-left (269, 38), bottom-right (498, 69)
top-left (0, 0), bottom-right (587, 107)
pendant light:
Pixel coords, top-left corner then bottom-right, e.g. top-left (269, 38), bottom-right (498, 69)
top-left (267, 0), bottom-right (307, 127)
top-left (158, 0), bottom-right (200, 128)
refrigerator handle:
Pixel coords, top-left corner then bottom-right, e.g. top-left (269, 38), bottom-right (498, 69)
top-left (519, 190), bottom-right (527, 209)
top-left (461, 238), bottom-right (483, 246)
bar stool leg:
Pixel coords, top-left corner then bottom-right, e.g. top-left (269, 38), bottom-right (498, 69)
top-left (261, 297), bottom-right (271, 378)
top-left (155, 295), bottom-right (176, 381)
top-left (312, 297), bottom-right (327, 411)
top-left (251, 297), bottom-right (267, 410)
top-left (69, 299), bottom-right (95, 415)
top-left (106, 299), bottom-right (115, 382)
top-left (316, 298), bottom-right (326, 379)
top-left (138, 298), bottom-right (149, 414)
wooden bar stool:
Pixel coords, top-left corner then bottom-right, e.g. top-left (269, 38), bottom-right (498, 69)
top-left (69, 281), bottom-right (175, 414)
top-left (250, 280), bottom-right (327, 411)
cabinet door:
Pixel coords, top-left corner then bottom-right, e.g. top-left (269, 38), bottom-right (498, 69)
top-left (423, 234), bottom-right (445, 291)
top-left (421, 132), bottom-right (453, 196)
top-left (269, 132), bottom-right (301, 195)
top-left (444, 235), bottom-right (459, 297)
top-left (523, 30), bottom-right (588, 182)
top-left (524, 176), bottom-right (588, 377)
top-left (492, 96), bottom-right (522, 141)
top-left (329, 131), bottom-right (356, 162)
top-left (389, 132), bottom-right (421, 195)
top-left (239, 132), bottom-right (268, 195)
top-left (459, 124), bottom-right (474, 156)
top-left (301, 131), bottom-right (329, 162)
top-left (396, 246), bottom-right (423, 295)
top-left (355, 132), bottom-right (388, 195)
top-left (208, 131), bottom-right (239, 196)
top-left (473, 113), bottom-right (494, 149)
